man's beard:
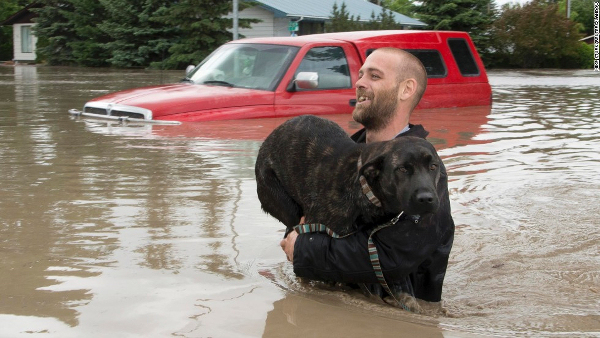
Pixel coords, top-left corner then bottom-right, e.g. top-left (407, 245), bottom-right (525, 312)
top-left (352, 84), bottom-right (399, 132)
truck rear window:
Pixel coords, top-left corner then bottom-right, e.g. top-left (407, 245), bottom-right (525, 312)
top-left (366, 48), bottom-right (447, 78)
top-left (405, 50), bottom-right (447, 78)
top-left (448, 38), bottom-right (480, 76)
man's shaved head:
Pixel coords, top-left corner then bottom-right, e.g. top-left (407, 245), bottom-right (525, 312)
top-left (373, 48), bottom-right (428, 111)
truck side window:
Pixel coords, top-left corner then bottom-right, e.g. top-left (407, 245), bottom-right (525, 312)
top-left (365, 48), bottom-right (447, 78)
top-left (295, 46), bottom-right (351, 90)
top-left (448, 38), bottom-right (480, 76)
top-left (406, 50), bottom-right (447, 78)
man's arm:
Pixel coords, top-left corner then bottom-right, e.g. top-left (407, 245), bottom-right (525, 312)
top-left (291, 229), bottom-right (380, 283)
top-left (287, 217), bottom-right (444, 284)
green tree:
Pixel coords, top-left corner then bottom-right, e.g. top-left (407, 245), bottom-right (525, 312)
top-left (97, 0), bottom-right (176, 68)
top-left (32, 0), bottom-right (111, 66)
top-left (0, 0), bottom-right (21, 61)
top-left (489, 0), bottom-right (584, 68)
top-left (63, 0), bottom-right (110, 67)
top-left (327, 2), bottom-right (407, 32)
top-left (326, 2), bottom-right (362, 32)
top-left (412, 0), bottom-right (497, 57)
top-left (559, 0), bottom-right (595, 35)
top-left (381, 0), bottom-right (415, 17)
top-left (153, 0), bottom-right (259, 70)
top-left (29, 0), bottom-right (262, 69)
top-left (364, 7), bottom-right (403, 30)
top-left (31, 0), bottom-right (77, 65)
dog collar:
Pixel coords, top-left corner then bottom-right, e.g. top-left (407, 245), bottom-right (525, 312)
top-left (357, 156), bottom-right (383, 208)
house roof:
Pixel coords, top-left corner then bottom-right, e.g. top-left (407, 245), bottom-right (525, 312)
top-left (0, 3), bottom-right (41, 26)
top-left (255, 0), bottom-right (426, 27)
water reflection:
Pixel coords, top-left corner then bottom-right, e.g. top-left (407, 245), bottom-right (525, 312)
top-left (72, 104), bottom-right (491, 149)
top-left (14, 66), bottom-right (39, 113)
top-left (0, 66), bottom-right (599, 337)
top-left (262, 293), bottom-right (445, 338)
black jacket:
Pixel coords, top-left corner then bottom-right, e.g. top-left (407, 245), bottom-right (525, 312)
top-left (292, 124), bottom-right (455, 302)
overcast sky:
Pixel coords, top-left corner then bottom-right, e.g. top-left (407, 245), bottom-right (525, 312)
top-left (495, 0), bottom-right (530, 7)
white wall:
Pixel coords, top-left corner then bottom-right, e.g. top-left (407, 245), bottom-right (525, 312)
top-left (12, 23), bottom-right (37, 62)
top-left (273, 18), bottom-right (291, 37)
top-left (228, 6), bottom-right (295, 39)
top-left (231, 6), bottom-right (273, 39)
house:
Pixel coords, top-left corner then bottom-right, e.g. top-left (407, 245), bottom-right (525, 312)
top-left (0, 3), bottom-right (41, 63)
top-left (233, 0), bottom-right (426, 38)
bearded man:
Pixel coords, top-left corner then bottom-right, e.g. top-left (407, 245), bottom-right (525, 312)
top-left (280, 48), bottom-right (455, 304)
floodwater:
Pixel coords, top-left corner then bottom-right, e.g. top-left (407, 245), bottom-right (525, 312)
top-left (0, 65), bottom-right (599, 338)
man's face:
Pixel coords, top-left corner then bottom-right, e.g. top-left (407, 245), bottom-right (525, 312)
top-left (352, 51), bottom-right (401, 131)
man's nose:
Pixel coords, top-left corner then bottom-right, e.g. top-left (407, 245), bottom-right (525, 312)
top-left (355, 76), bottom-right (366, 89)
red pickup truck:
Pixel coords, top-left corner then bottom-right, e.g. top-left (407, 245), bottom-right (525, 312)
top-left (70, 30), bottom-right (491, 124)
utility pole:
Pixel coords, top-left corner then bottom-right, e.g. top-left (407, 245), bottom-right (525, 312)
top-left (233, 0), bottom-right (239, 40)
top-left (566, 0), bottom-right (571, 18)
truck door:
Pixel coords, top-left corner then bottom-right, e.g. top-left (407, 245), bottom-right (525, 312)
top-left (274, 44), bottom-right (361, 117)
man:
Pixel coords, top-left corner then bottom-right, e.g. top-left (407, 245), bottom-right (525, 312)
top-left (279, 47), bottom-right (454, 303)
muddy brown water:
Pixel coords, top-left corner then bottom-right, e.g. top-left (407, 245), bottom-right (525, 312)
top-left (0, 66), bottom-right (599, 337)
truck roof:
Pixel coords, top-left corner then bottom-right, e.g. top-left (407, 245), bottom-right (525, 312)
top-left (232, 30), bottom-right (472, 49)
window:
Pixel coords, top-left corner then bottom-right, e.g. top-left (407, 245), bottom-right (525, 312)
top-left (448, 38), bottom-right (480, 76)
top-left (297, 21), bottom-right (324, 36)
top-left (189, 43), bottom-right (299, 91)
top-left (295, 46), bottom-right (351, 90)
top-left (21, 26), bottom-right (32, 53)
top-left (406, 50), bottom-right (447, 78)
top-left (365, 48), bottom-right (447, 78)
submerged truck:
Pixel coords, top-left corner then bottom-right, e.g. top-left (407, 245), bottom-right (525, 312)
top-left (69, 30), bottom-right (491, 123)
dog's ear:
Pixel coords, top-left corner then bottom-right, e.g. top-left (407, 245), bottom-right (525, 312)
top-left (359, 155), bottom-right (386, 181)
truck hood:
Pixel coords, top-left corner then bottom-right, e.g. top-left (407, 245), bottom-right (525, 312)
top-left (87, 83), bottom-right (275, 118)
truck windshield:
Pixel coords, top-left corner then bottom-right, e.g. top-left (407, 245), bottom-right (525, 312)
top-left (188, 43), bottom-right (299, 91)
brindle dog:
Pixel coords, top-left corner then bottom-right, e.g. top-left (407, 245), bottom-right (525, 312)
top-left (255, 115), bottom-right (441, 237)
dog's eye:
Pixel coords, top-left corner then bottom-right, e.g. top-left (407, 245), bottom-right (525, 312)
top-left (429, 164), bottom-right (438, 171)
top-left (396, 167), bottom-right (408, 173)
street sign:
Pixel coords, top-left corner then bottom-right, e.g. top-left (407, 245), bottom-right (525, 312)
top-left (288, 21), bottom-right (299, 32)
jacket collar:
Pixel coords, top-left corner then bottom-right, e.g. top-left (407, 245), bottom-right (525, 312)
top-left (350, 124), bottom-right (430, 143)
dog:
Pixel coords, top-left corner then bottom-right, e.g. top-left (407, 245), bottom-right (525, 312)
top-left (255, 115), bottom-right (441, 237)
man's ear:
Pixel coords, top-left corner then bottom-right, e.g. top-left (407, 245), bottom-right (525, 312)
top-left (359, 155), bottom-right (386, 182)
top-left (399, 78), bottom-right (417, 101)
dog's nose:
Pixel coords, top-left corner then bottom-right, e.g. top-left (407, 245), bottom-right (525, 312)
top-left (416, 191), bottom-right (435, 205)
top-left (408, 190), bottom-right (439, 216)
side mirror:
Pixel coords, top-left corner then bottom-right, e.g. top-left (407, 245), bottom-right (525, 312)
top-left (294, 72), bottom-right (318, 90)
top-left (185, 65), bottom-right (196, 76)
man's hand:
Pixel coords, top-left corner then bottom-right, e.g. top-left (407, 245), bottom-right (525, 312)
top-left (280, 217), bottom-right (304, 262)
top-left (280, 230), bottom-right (298, 262)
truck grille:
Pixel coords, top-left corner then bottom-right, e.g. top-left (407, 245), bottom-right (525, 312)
top-left (82, 103), bottom-right (152, 120)
top-left (110, 110), bottom-right (145, 119)
top-left (84, 106), bottom-right (108, 115)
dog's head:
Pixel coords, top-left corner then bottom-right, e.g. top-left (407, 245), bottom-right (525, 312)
top-left (358, 136), bottom-right (441, 218)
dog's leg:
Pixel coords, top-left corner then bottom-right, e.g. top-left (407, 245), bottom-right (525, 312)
top-left (257, 168), bottom-right (303, 234)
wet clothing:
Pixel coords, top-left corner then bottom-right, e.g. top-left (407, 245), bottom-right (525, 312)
top-left (292, 124), bottom-right (455, 302)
